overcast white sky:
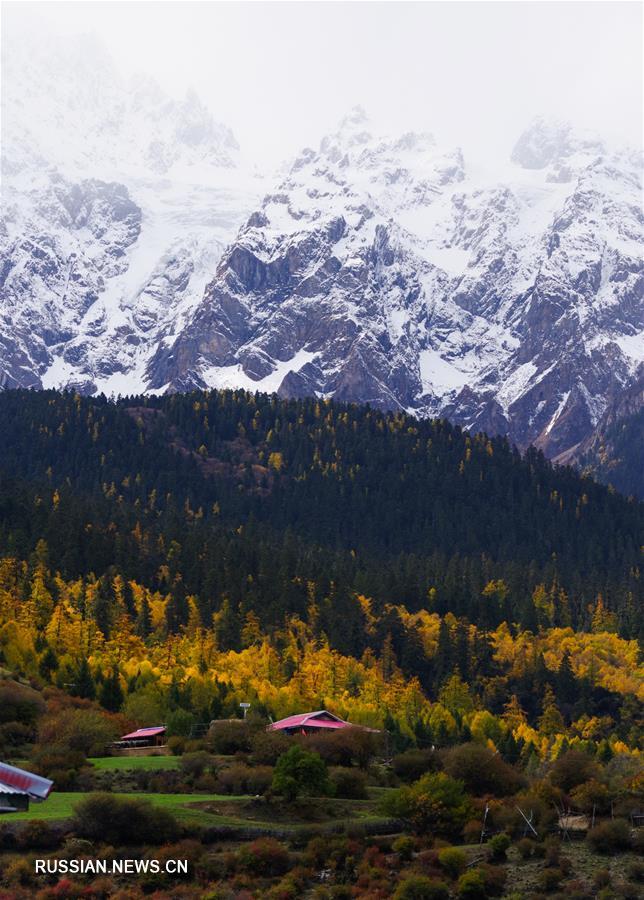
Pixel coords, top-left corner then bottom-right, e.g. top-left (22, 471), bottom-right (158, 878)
top-left (2, 1), bottom-right (642, 165)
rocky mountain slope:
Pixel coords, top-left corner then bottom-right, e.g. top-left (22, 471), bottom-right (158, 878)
top-left (0, 33), bottom-right (264, 394)
top-left (150, 109), bottom-right (643, 457)
top-left (560, 376), bottom-right (644, 498)
top-left (1, 36), bottom-right (642, 461)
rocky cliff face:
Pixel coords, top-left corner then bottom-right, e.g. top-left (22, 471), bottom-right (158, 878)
top-left (561, 376), bottom-right (644, 498)
top-left (0, 33), bottom-right (263, 394)
top-left (1, 32), bottom-right (642, 461)
top-left (149, 111), bottom-right (643, 455)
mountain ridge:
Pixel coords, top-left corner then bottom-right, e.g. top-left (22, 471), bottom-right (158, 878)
top-left (1, 36), bottom-right (642, 469)
top-left (149, 111), bottom-right (643, 459)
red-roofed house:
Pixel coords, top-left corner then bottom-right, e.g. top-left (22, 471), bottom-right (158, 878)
top-left (115, 725), bottom-right (167, 748)
top-left (0, 762), bottom-right (53, 813)
top-left (268, 710), bottom-right (376, 736)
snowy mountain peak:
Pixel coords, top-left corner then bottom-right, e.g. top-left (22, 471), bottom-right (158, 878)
top-left (339, 104), bottom-right (370, 130)
top-left (143, 114), bottom-right (641, 459)
top-left (511, 116), bottom-right (605, 170)
top-left (2, 31), bottom-right (241, 180)
top-left (0, 33), bottom-right (266, 396)
top-left (1, 37), bottom-right (642, 462)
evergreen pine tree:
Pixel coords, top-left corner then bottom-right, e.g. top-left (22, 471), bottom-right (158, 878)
top-left (99, 668), bottom-right (124, 712)
top-left (73, 657), bottom-right (96, 700)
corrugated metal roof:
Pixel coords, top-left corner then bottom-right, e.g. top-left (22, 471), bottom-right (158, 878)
top-left (268, 710), bottom-right (348, 731)
top-left (120, 725), bottom-right (166, 740)
top-left (0, 762), bottom-right (53, 800)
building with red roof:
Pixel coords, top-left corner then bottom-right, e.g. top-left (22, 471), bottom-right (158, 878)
top-left (268, 710), bottom-right (377, 736)
top-left (115, 725), bottom-right (167, 748)
top-left (0, 761), bottom-right (53, 813)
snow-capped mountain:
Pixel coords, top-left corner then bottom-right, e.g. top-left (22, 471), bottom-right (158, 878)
top-left (1, 33), bottom-right (265, 394)
top-left (150, 110), bottom-right (643, 456)
top-left (1, 31), bottom-right (642, 460)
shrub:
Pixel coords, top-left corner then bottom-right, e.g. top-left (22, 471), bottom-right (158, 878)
top-left (543, 836), bottom-right (561, 866)
top-left (443, 743), bottom-right (524, 796)
top-left (462, 819), bottom-right (482, 844)
top-left (3, 857), bottom-right (34, 886)
top-left (211, 762), bottom-right (273, 795)
top-left (480, 863), bottom-right (507, 895)
top-left (304, 834), bottom-right (353, 869)
top-left (216, 763), bottom-right (253, 795)
top-left (31, 748), bottom-right (86, 778)
top-left (179, 751), bottom-right (214, 778)
top-left (302, 727), bottom-right (378, 769)
top-left (516, 837), bottom-right (535, 859)
top-left (538, 867), bottom-right (564, 892)
top-left (194, 772), bottom-right (219, 793)
top-left (37, 708), bottom-right (119, 756)
top-left (394, 875), bottom-right (450, 900)
top-left (72, 792), bottom-right (179, 845)
top-left (594, 868), bottom-right (611, 889)
top-left (457, 869), bottom-right (487, 898)
top-left (627, 860), bottom-right (644, 883)
top-left (237, 837), bottom-right (290, 876)
top-left (570, 778), bottom-right (611, 813)
top-left (392, 835), bottom-right (416, 861)
top-left (272, 745), bottom-right (330, 802)
top-left (48, 767), bottom-right (80, 791)
top-left (587, 819), bottom-right (632, 853)
top-left (392, 749), bottom-right (441, 783)
top-left (329, 766), bottom-right (368, 799)
top-left (250, 730), bottom-right (290, 764)
top-left (437, 846), bottom-right (467, 878)
top-left (0, 720), bottom-right (33, 749)
top-left (167, 735), bottom-right (185, 756)
top-left (208, 720), bottom-right (253, 755)
top-left (488, 832), bottom-right (511, 860)
top-left (265, 866), bottom-right (312, 899)
top-left (381, 772), bottom-right (471, 838)
top-left (549, 750), bottom-right (599, 792)
top-left (15, 819), bottom-right (59, 850)
top-left (246, 765), bottom-right (274, 795)
top-left (0, 679), bottom-right (45, 726)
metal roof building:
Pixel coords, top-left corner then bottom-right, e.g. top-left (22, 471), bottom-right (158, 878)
top-left (268, 710), bottom-right (377, 735)
top-left (0, 762), bottom-right (53, 813)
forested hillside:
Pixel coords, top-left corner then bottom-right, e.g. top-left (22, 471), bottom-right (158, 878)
top-left (576, 408), bottom-right (644, 501)
top-left (0, 388), bottom-right (641, 752)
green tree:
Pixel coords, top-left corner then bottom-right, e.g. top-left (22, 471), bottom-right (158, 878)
top-left (271, 744), bottom-right (330, 802)
top-left (557, 650), bottom-right (576, 705)
top-left (98, 667), bottom-right (124, 712)
top-left (381, 771), bottom-right (471, 837)
top-left (72, 658), bottom-right (96, 700)
top-left (538, 685), bottom-right (565, 736)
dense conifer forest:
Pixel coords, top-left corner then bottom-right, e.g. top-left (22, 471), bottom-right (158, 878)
top-left (0, 387), bottom-right (640, 731)
top-left (0, 388), bottom-right (641, 639)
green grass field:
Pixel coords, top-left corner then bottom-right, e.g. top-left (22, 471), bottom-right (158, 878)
top-left (7, 790), bottom-right (399, 833)
top-left (88, 755), bottom-right (180, 771)
top-left (8, 792), bottom-right (248, 825)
